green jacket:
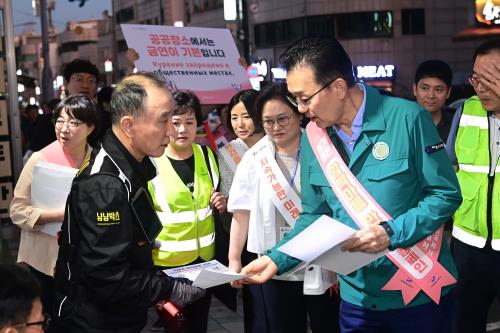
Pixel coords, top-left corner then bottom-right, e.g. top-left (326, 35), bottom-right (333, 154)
top-left (268, 85), bottom-right (461, 310)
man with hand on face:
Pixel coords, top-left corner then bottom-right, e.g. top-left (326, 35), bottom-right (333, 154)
top-left (54, 72), bottom-right (205, 333)
top-left (239, 37), bottom-right (461, 333)
top-left (413, 60), bottom-right (455, 142)
top-left (446, 39), bottom-right (500, 333)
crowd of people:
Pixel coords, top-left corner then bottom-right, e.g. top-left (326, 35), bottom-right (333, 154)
top-left (1, 36), bottom-right (499, 333)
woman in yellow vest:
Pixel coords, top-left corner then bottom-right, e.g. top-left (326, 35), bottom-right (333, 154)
top-left (147, 90), bottom-right (226, 333)
top-left (10, 95), bottom-right (98, 332)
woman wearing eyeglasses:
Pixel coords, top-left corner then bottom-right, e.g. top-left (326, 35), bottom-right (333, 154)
top-left (227, 83), bottom-right (339, 333)
top-left (10, 94), bottom-right (98, 332)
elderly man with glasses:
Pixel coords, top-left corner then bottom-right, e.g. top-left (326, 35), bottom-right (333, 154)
top-left (239, 36), bottom-right (462, 333)
top-left (445, 39), bottom-right (500, 333)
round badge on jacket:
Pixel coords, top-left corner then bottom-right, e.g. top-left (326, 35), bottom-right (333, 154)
top-left (372, 142), bottom-right (389, 160)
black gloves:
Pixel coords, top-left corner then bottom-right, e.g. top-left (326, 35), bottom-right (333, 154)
top-left (168, 279), bottom-right (206, 308)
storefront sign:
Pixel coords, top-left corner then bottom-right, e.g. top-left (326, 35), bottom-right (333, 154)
top-left (0, 140), bottom-right (12, 178)
top-left (0, 101), bottom-right (8, 136)
top-left (356, 65), bottom-right (395, 81)
top-left (271, 67), bottom-right (287, 80)
top-left (476, 0), bottom-right (500, 25)
top-left (246, 65), bottom-right (259, 78)
top-left (0, 182), bottom-right (13, 218)
top-left (247, 60), bottom-right (268, 90)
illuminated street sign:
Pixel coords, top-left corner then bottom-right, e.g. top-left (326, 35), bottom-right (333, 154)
top-left (356, 65), bottom-right (395, 80)
top-left (476, 0), bottom-right (500, 25)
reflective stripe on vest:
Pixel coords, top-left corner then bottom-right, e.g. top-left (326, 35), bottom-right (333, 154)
top-left (150, 146), bottom-right (215, 223)
top-left (459, 114), bottom-right (489, 129)
top-left (157, 207), bottom-right (213, 225)
top-left (452, 225), bottom-right (486, 248)
top-left (155, 232), bottom-right (215, 252)
top-left (149, 144), bottom-right (217, 265)
top-left (458, 164), bottom-right (500, 173)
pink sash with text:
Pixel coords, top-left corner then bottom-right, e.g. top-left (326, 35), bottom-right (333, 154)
top-left (306, 122), bottom-right (455, 304)
top-left (219, 141), bottom-right (246, 173)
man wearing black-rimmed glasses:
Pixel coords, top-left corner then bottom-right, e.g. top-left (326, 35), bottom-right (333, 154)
top-left (446, 39), bottom-right (500, 333)
top-left (63, 59), bottom-right (99, 98)
top-left (0, 264), bottom-right (51, 333)
top-left (239, 36), bottom-right (461, 333)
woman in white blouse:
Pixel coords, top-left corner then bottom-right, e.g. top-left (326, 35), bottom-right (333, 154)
top-left (10, 95), bottom-right (98, 329)
top-left (217, 89), bottom-right (264, 223)
top-left (228, 83), bottom-right (339, 333)
top-left (216, 90), bottom-right (264, 330)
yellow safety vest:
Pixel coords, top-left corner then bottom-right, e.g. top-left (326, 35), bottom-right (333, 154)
top-left (149, 144), bottom-right (219, 266)
top-left (453, 96), bottom-right (500, 250)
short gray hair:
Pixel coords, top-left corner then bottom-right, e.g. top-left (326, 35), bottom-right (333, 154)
top-left (110, 72), bottom-right (167, 124)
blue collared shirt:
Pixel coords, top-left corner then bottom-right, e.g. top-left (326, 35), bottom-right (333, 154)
top-left (334, 83), bottom-right (367, 153)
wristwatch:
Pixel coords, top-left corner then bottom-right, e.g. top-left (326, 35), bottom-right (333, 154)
top-left (379, 221), bottom-right (394, 237)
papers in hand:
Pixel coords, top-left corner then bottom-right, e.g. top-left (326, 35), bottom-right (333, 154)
top-left (31, 162), bottom-right (78, 236)
top-left (277, 215), bottom-right (387, 275)
top-left (163, 260), bottom-right (249, 289)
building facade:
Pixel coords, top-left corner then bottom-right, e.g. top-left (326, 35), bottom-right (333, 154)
top-left (187, 0), bottom-right (488, 99)
top-left (58, 19), bottom-right (101, 73)
top-left (248, 0), bottom-right (483, 98)
top-left (15, 30), bottom-right (58, 99)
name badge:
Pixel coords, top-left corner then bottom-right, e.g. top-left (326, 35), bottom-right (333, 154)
top-left (280, 226), bottom-right (291, 241)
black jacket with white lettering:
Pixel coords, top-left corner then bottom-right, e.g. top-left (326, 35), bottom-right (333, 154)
top-left (54, 130), bottom-right (174, 332)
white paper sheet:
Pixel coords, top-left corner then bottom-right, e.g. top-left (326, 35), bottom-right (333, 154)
top-left (37, 222), bottom-right (62, 237)
top-left (31, 162), bottom-right (78, 236)
top-left (278, 215), bottom-right (387, 275)
top-left (163, 260), bottom-right (248, 289)
top-left (311, 242), bottom-right (386, 275)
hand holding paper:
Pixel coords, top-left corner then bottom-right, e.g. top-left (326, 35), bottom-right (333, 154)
top-left (341, 223), bottom-right (391, 253)
top-left (239, 255), bottom-right (278, 285)
top-left (31, 162), bottom-right (78, 236)
top-left (163, 260), bottom-right (249, 289)
top-left (277, 215), bottom-right (387, 275)
top-left (228, 260), bottom-right (244, 288)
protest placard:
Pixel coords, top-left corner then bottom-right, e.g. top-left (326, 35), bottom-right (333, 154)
top-left (121, 24), bottom-right (252, 104)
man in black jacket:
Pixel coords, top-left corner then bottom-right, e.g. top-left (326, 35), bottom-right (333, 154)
top-left (54, 72), bottom-right (205, 332)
